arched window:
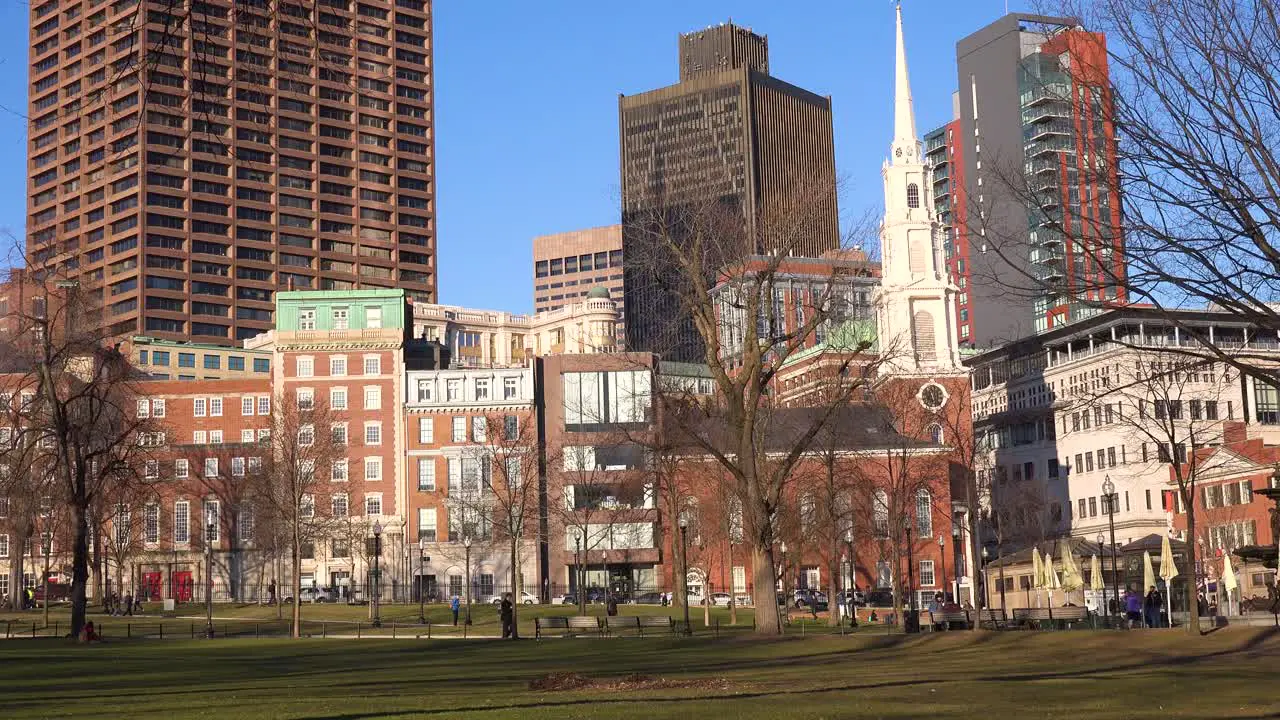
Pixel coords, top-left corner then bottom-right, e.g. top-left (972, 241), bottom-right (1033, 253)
top-left (926, 423), bottom-right (944, 444)
top-left (916, 488), bottom-right (933, 536)
top-left (912, 310), bottom-right (937, 361)
top-left (873, 489), bottom-right (889, 537)
top-left (906, 183), bottom-right (920, 209)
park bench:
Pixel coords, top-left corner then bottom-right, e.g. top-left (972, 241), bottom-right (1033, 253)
top-left (968, 608), bottom-right (1007, 630)
top-left (535, 616), bottom-right (604, 639)
top-left (638, 616), bottom-right (676, 636)
top-left (931, 611), bottom-right (971, 630)
top-left (1012, 606), bottom-right (1089, 630)
top-left (605, 616), bottom-right (640, 636)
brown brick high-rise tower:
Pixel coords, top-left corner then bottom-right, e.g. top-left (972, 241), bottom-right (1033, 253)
top-left (26, 0), bottom-right (438, 345)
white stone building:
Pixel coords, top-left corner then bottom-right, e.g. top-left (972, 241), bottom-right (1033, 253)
top-left (968, 307), bottom-right (1280, 547)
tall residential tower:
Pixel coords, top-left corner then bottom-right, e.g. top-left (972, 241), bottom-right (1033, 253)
top-left (931, 13), bottom-right (1123, 346)
top-left (26, 0), bottom-right (438, 345)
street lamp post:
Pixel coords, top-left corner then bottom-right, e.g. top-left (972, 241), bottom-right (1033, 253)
top-left (371, 520), bottom-right (383, 628)
top-left (937, 535), bottom-right (947, 603)
top-left (418, 538), bottom-right (429, 624)
top-left (602, 550), bottom-right (609, 603)
top-left (1096, 532), bottom-right (1108, 623)
top-left (678, 517), bottom-right (692, 636)
top-left (1103, 475), bottom-right (1120, 618)
top-left (205, 505), bottom-right (216, 639)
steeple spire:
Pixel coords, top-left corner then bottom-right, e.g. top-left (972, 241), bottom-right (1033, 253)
top-left (892, 2), bottom-right (919, 163)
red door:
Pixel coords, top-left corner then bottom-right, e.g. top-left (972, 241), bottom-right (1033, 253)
top-left (171, 571), bottom-right (193, 602)
top-left (142, 572), bottom-right (162, 602)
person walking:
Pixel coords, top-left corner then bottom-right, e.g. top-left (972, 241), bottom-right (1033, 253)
top-left (123, 593), bottom-right (133, 617)
top-left (450, 595), bottom-right (460, 626)
top-left (1125, 586), bottom-right (1143, 629)
top-left (500, 593), bottom-right (514, 639)
top-left (1145, 585), bottom-right (1161, 628)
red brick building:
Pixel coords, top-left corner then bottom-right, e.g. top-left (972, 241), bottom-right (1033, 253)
top-left (1171, 422), bottom-right (1280, 600)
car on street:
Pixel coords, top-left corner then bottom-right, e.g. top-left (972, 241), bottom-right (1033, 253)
top-left (793, 589), bottom-right (828, 609)
top-left (489, 591), bottom-right (538, 605)
top-left (865, 589), bottom-right (895, 608)
top-left (632, 591), bottom-right (665, 605)
top-left (286, 587), bottom-right (336, 604)
top-left (709, 592), bottom-right (733, 607)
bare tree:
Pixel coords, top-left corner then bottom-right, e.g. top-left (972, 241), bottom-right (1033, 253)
top-left (469, 411), bottom-right (540, 639)
top-left (626, 174), bottom-right (878, 635)
top-left (246, 395), bottom-right (343, 637)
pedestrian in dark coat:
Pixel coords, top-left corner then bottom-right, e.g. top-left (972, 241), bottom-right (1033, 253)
top-left (500, 594), bottom-right (514, 639)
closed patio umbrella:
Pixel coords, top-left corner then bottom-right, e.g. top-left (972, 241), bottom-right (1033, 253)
top-left (1090, 554), bottom-right (1105, 616)
top-left (1221, 552), bottom-right (1238, 616)
top-left (1032, 548), bottom-right (1044, 607)
top-left (1159, 535), bottom-right (1179, 628)
top-left (1060, 542), bottom-right (1083, 593)
top-left (1045, 550), bottom-right (1061, 606)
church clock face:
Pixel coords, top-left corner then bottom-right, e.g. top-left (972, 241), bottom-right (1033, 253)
top-left (919, 382), bottom-right (947, 412)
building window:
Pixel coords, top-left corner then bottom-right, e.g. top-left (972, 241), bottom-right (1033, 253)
top-left (446, 379), bottom-right (461, 401)
top-left (210, 398), bottom-right (222, 417)
top-left (916, 488), bottom-right (932, 536)
top-left (364, 356), bottom-right (381, 375)
top-left (418, 459), bottom-right (435, 491)
top-left (504, 415), bottom-right (519, 441)
top-left (418, 508), bottom-right (437, 541)
top-left (472, 416), bottom-right (486, 442)
top-left (503, 377), bottom-right (519, 400)
top-left (419, 417), bottom-right (434, 443)
top-left (331, 424), bottom-right (348, 445)
top-left (364, 422), bottom-right (382, 445)
top-left (332, 460), bottom-right (348, 482)
top-left (193, 398), bottom-right (207, 417)
top-left (417, 379), bottom-right (434, 402)
top-left (365, 457), bottom-right (382, 481)
top-left (331, 356), bottom-right (347, 376)
top-left (296, 357), bottom-right (314, 378)
top-left (297, 388), bottom-right (314, 410)
top-left (298, 308), bottom-right (316, 330)
top-left (331, 387), bottom-right (348, 410)
top-left (475, 378), bottom-right (490, 400)
top-left (253, 358), bottom-right (270, 373)
top-left (365, 495), bottom-right (382, 516)
top-left (241, 397), bottom-right (254, 416)
top-left (145, 504), bottom-right (160, 544)
top-left (919, 560), bottom-right (935, 587)
top-left (174, 501), bottom-right (190, 544)
top-left (332, 307), bottom-right (349, 330)
top-left (906, 183), bottom-right (920, 209)
top-left (452, 416), bottom-right (465, 442)
top-left (364, 386), bottom-right (381, 410)
top-left (257, 396), bottom-right (271, 415)
top-left (332, 494), bottom-right (348, 518)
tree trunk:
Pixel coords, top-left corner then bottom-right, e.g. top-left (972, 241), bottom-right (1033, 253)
top-left (8, 540), bottom-right (25, 611)
top-left (509, 538), bottom-right (520, 639)
top-left (291, 527), bottom-right (301, 638)
top-left (70, 499), bottom-right (90, 640)
top-left (965, 475), bottom-right (983, 631)
top-left (728, 543), bottom-right (737, 626)
top-left (750, 544), bottom-right (781, 635)
top-left (891, 531), bottom-right (905, 630)
top-left (1185, 502), bottom-right (1199, 636)
top-left (827, 556), bottom-right (840, 627)
top-left (91, 525), bottom-right (103, 607)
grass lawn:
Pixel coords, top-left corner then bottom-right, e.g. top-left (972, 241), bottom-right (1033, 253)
top-left (0, 628), bottom-right (1277, 718)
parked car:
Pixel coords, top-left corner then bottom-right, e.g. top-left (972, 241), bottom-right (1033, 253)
top-left (632, 591), bottom-right (665, 605)
top-left (551, 594), bottom-right (576, 605)
top-left (709, 592), bottom-right (733, 607)
top-left (489, 591), bottom-right (538, 605)
top-left (793, 589), bottom-right (828, 609)
top-left (285, 587), bottom-right (335, 604)
top-left (865, 590), bottom-right (895, 608)
top-left (32, 583), bottom-right (71, 604)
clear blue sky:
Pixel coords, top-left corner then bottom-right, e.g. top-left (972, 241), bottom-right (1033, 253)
top-left (0, 0), bottom-right (1033, 314)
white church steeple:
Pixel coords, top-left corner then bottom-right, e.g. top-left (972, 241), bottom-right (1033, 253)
top-left (891, 2), bottom-right (919, 165)
top-left (877, 2), bottom-right (963, 376)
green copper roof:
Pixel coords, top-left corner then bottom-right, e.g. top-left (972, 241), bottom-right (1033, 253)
top-left (781, 319), bottom-right (879, 367)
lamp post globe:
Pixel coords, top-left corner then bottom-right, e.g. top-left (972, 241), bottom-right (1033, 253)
top-left (205, 505), bottom-right (216, 639)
